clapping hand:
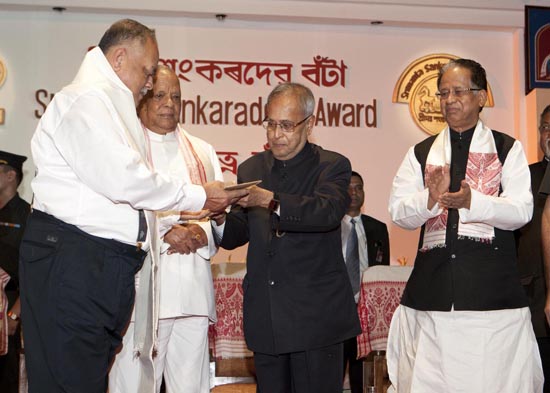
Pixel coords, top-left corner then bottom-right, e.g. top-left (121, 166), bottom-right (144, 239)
top-left (438, 180), bottom-right (471, 210)
top-left (427, 164), bottom-right (450, 210)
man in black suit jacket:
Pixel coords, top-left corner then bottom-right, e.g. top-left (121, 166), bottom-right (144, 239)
top-left (342, 170), bottom-right (390, 393)
top-left (214, 82), bottom-right (361, 393)
top-left (517, 104), bottom-right (550, 392)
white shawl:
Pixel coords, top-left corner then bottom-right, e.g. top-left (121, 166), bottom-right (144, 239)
top-left (422, 121), bottom-right (501, 250)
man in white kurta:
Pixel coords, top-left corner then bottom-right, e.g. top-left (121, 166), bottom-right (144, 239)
top-left (109, 65), bottom-right (222, 393)
top-left (387, 59), bottom-right (543, 393)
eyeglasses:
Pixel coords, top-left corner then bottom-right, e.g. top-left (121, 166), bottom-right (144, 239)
top-left (262, 115), bottom-right (311, 134)
top-left (435, 88), bottom-right (482, 100)
top-left (540, 124), bottom-right (550, 133)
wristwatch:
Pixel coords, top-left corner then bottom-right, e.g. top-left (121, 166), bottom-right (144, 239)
top-left (7, 311), bottom-right (19, 321)
top-left (268, 193), bottom-right (280, 211)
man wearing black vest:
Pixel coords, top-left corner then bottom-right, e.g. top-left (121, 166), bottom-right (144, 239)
top-left (387, 59), bottom-right (543, 392)
top-left (517, 104), bottom-right (550, 392)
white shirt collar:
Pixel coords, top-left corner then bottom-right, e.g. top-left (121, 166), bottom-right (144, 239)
top-left (344, 213), bottom-right (361, 224)
top-left (146, 128), bottom-right (177, 142)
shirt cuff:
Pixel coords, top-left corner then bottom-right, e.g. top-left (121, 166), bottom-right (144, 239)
top-left (211, 220), bottom-right (225, 244)
top-left (422, 188), bottom-right (443, 219)
top-left (180, 184), bottom-right (207, 212)
top-left (458, 188), bottom-right (481, 222)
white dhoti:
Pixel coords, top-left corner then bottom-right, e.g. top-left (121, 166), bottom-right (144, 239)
top-left (154, 317), bottom-right (211, 393)
top-left (108, 316), bottom-right (210, 393)
top-left (386, 305), bottom-right (544, 393)
top-left (109, 322), bottom-right (142, 393)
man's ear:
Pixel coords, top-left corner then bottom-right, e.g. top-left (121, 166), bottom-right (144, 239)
top-left (138, 101), bottom-right (147, 119)
top-left (4, 169), bottom-right (16, 182)
top-left (306, 115), bottom-right (315, 135)
top-left (110, 47), bottom-right (127, 72)
top-left (477, 89), bottom-right (488, 109)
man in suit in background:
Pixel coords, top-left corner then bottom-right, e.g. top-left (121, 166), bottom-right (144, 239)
top-left (519, 104), bottom-right (550, 392)
top-left (342, 170), bottom-right (390, 393)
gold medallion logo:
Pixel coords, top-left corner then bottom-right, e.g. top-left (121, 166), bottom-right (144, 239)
top-left (393, 54), bottom-right (494, 135)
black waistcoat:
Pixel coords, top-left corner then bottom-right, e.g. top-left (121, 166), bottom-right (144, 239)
top-left (402, 128), bottom-right (528, 311)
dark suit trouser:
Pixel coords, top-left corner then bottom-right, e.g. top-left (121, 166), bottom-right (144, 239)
top-left (19, 210), bottom-right (145, 393)
top-left (343, 335), bottom-right (363, 393)
top-left (254, 342), bottom-right (344, 393)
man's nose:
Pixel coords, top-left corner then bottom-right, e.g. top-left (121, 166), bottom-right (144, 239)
top-left (165, 95), bottom-right (176, 107)
top-left (271, 126), bottom-right (284, 138)
top-left (144, 75), bottom-right (154, 91)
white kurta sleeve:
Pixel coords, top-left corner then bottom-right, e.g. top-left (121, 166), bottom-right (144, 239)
top-left (52, 93), bottom-right (206, 213)
top-left (458, 140), bottom-right (533, 230)
top-left (389, 146), bottom-right (443, 230)
top-left (157, 213), bottom-right (180, 238)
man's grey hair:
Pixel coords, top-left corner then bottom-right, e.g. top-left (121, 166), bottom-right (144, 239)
top-left (98, 19), bottom-right (156, 53)
top-left (267, 82), bottom-right (315, 117)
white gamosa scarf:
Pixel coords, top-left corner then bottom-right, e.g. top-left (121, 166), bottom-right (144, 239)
top-left (422, 121), bottom-right (501, 250)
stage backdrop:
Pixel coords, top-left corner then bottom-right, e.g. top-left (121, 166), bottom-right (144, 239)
top-left (0, 10), bottom-right (527, 264)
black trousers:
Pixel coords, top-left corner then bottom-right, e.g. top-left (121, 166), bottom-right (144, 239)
top-left (254, 342), bottom-right (344, 393)
top-left (343, 335), bottom-right (363, 393)
top-left (19, 210), bottom-right (146, 393)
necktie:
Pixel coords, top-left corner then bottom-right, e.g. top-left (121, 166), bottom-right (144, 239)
top-left (346, 218), bottom-right (360, 296)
